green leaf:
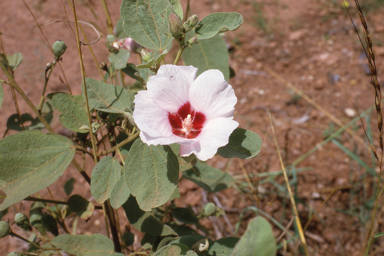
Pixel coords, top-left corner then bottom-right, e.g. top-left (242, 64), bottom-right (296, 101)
top-left (122, 232), bottom-right (135, 246)
top-left (121, 63), bottom-right (139, 80)
top-left (170, 144), bottom-right (194, 172)
top-left (195, 13), bottom-right (243, 40)
top-left (109, 49), bottom-right (130, 70)
top-left (169, 235), bottom-right (207, 248)
top-left (51, 234), bottom-right (114, 256)
top-left (153, 245), bottom-right (181, 256)
top-left (183, 161), bottom-right (235, 193)
top-left (84, 77), bottom-right (134, 113)
top-left (186, 251), bottom-right (198, 256)
top-left (124, 138), bottom-right (179, 211)
top-left (0, 131), bottom-right (75, 211)
top-left (169, 0), bottom-right (183, 19)
top-left (91, 157), bottom-right (121, 203)
top-left (183, 35), bottom-right (230, 81)
top-left (110, 175), bottom-right (131, 209)
top-left (231, 217), bottom-right (277, 256)
top-left (1, 53), bottom-right (23, 71)
top-left (52, 93), bottom-right (89, 133)
top-left (0, 81), bottom-right (3, 109)
top-left (217, 128), bottom-right (262, 159)
top-left (120, 0), bottom-right (174, 51)
top-left (202, 237), bottom-right (239, 256)
top-left (41, 213), bottom-right (58, 236)
top-left (122, 195), bottom-right (177, 236)
top-left (67, 195), bottom-right (94, 220)
top-left (115, 17), bottom-right (129, 39)
top-left (64, 178), bottom-right (75, 196)
top-left (171, 208), bottom-right (199, 224)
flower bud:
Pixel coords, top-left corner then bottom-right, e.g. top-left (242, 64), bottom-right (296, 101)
top-left (0, 221), bottom-right (10, 238)
top-left (168, 13), bottom-right (183, 39)
top-left (52, 40), bottom-right (67, 59)
top-left (7, 253), bottom-right (23, 256)
top-left (140, 49), bottom-right (152, 62)
top-left (183, 14), bottom-right (199, 31)
top-left (14, 213), bottom-right (31, 231)
top-left (201, 202), bottom-right (216, 217)
top-left (123, 37), bottom-right (142, 53)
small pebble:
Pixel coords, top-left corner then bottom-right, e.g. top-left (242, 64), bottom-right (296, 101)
top-left (344, 108), bottom-right (356, 117)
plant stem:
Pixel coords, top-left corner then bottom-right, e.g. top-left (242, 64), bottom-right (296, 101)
top-left (79, 23), bottom-right (107, 83)
top-left (38, 61), bottom-right (56, 111)
top-left (98, 132), bottom-right (139, 156)
top-left (101, 0), bottom-right (114, 34)
top-left (0, 61), bottom-right (54, 133)
top-left (174, 46), bottom-right (185, 65)
top-left (11, 230), bottom-right (42, 249)
top-left (105, 201), bottom-right (121, 252)
top-left (71, 0), bottom-right (98, 165)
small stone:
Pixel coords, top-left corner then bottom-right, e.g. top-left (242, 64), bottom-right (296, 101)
top-left (311, 192), bottom-right (321, 199)
top-left (344, 108), bottom-right (356, 117)
top-left (289, 29), bottom-right (307, 41)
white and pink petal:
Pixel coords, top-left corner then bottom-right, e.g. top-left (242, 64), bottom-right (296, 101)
top-left (189, 70), bottom-right (237, 121)
top-left (147, 65), bottom-right (198, 113)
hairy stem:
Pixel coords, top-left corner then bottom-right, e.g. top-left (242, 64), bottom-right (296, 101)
top-left (71, 0), bottom-right (98, 164)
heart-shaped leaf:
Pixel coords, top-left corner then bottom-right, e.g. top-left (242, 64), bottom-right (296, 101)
top-left (195, 13), bottom-right (243, 40)
top-left (120, 0), bottom-right (174, 51)
top-left (91, 156), bottom-right (122, 203)
top-left (183, 161), bottom-right (235, 193)
top-left (218, 128), bottom-right (262, 159)
top-left (52, 93), bottom-right (89, 133)
top-left (231, 217), bottom-right (277, 256)
top-left (0, 131), bottom-right (75, 211)
top-left (51, 234), bottom-right (115, 256)
top-left (123, 138), bottom-right (179, 211)
top-left (84, 77), bottom-right (134, 113)
top-left (183, 35), bottom-right (230, 81)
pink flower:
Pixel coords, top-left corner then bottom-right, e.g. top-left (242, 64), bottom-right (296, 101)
top-left (133, 65), bottom-right (238, 161)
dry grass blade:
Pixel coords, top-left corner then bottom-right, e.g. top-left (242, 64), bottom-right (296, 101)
top-left (342, 0), bottom-right (384, 254)
top-left (268, 111), bottom-right (309, 256)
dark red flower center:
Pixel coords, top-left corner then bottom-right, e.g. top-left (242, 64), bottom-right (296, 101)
top-left (168, 102), bottom-right (206, 139)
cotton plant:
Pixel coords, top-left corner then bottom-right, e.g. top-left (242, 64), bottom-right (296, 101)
top-left (0, 1), bottom-right (277, 256)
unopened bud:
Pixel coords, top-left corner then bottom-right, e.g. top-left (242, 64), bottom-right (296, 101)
top-left (123, 37), bottom-right (142, 53)
top-left (46, 62), bottom-right (52, 69)
top-left (15, 213), bottom-right (31, 231)
top-left (52, 40), bottom-right (67, 59)
top-left (169, 13), bottom-right (183, 38)
top-left (140, 49), bottom-right (152, 62)
top-left (202, 202), bottom-right (216, 217)
top-left (100, 62), bottom-right (108, 71)
top-left (184, 14), bottom-right (199, 31)
top-left (0, 221), bottom-right (10, 238)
